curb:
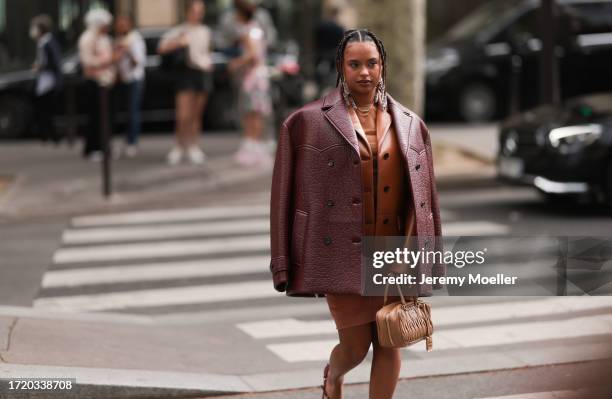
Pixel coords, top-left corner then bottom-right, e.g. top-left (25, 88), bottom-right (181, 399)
top-left (3, 354), bottom-right (612, 399)
top-left (0, 363), bottom-right (249, 399)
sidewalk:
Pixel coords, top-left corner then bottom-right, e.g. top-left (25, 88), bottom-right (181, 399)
top-left (0, 132), bottom-right (274, 221)
top-left (0, 127), bottom-right (494, 221)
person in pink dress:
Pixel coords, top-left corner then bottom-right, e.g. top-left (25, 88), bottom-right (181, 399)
top-left (228, 2), bottom-right (273, 167)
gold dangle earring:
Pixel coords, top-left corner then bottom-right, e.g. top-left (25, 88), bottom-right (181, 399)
top-left (341, 75), bottom-right (357, 109)
top-left (376, 78), bottom-right (387, 111)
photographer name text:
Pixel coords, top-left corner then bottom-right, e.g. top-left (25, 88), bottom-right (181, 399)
top-left (373, 273), bottom-right (518, 286)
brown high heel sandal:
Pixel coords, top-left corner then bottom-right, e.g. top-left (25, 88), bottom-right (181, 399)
top-left (320, 363), bottom-right (331, 398)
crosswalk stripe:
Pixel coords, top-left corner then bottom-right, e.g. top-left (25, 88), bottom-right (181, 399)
top-left (33, 280), bottom-right (281, 311)
top-left (42, 256), bottom-right (270, 288)
top-left (265, 313), bottom-right (612, 362)
top-left (63, 219), bottom-right (507, 246)
top-left (236, 297), bottom-right (612, 339)
top-left (62, 218), bottom-right (270, 245)
top-left (52, 235), bottom-right (269, 264)
top-left (442, 221), bottom-right (508, 235)
top-left (71, 205), bottom-right (270, 227)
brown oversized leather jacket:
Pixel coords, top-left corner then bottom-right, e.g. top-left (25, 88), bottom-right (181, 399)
top-left (269, 88), bottom-right (445, 297)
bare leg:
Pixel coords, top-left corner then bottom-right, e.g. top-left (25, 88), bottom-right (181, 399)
top-left (369, 322), bottom-right (401, 399)
top-left (325, 323), bottom-right (373, 399)
top-left (175, 90), bottom-right (194, 149)
top-left (243, 111), bottom-right (264, 141)
top-left (190, 92), bottom-right (207, 146)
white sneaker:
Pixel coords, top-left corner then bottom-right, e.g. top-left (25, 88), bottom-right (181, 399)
top-left (167, 146), bottom-right (184, 165)
top-left (88, 151), bottom-right (103, 162)
top-left (233, 138), bottom-right (257, 166)
top-left (264, 139), bottom-right (277, 155)
top-left (124, 145), bottom-right (138, 158)
top-left (253, 140), bottom-right (274, 167)
top-left (186, 146), bottom-right (207, 165)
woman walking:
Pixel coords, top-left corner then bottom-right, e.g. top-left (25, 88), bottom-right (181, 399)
top-left (158, 0), bottom-right (213, 165)
top-left (78, 9), bottom-right (116, 161)
top-left (228, 1), bottom-right (273, 167)
top-left (269, 29), bottom-right (444, 399)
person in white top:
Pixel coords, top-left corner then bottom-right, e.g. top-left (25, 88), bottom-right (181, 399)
top-left (115, 14), bottom-right (146, 158)
top-left (78, 8), bottom-right (117, 160)
top-left (158, 0), bottom-right (213, 165)
top-left (228, 2), bottom-right (273, 167)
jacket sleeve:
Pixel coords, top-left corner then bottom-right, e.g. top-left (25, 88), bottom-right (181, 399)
top-left (269, 121), bottom-right (294, 292)
top-left (421, 119), bottom-right (446, 289)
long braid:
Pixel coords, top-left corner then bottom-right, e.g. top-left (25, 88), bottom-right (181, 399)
top-left (335, 28), bottom-right (388, 108)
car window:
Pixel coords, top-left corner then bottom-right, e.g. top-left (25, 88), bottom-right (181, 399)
top-left (445, 0), bottom-right (524, 43)
top-left (561, 2), bottom-right (612, 35)
top-left (491, 8), bottom-right (538, 44)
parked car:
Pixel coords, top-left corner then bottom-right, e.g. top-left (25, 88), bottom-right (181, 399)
top-left (426, 0), bottom-right (612, 122)
top-left (0, 27), bottom-right (303, 139)
top-left (497, 91), bottom-right (612, 206)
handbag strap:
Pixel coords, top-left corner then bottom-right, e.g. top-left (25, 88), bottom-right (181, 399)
top-left (382, 275), bottom-right (408, 306)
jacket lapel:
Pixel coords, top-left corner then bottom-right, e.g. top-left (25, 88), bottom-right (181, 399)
top-left (387, 95), bottom-right (412, 156)
top-left (376, 105), bottom-right (393, 150)
top-left (322, 88), bottom-right (360, 156)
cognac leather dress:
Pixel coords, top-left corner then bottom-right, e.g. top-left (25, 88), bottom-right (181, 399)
top-left (325, 101), bottom-right (415, 330)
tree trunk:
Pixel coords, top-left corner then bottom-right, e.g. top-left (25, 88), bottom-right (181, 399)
top-left (352, 0), bottom-right (426, 113)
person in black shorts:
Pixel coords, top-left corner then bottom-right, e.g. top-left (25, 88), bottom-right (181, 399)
top-left (158, 0), bottom-right (213, 165)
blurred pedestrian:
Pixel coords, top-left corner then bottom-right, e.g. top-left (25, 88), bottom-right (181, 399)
top-left (114, 14), bottom-right (146, 158)
top-left (216, 0), bottom-right (278, 54)
top-left (30, 14), bottom-right (63, 144)
top-left (315, 7), bottom-right (345, 95)
top-left (78, 8), bottom-right (116, 161)
top-left (228, 1), bottom-right (273, 167)
top-left (158, 0), bottom-right (213, 166)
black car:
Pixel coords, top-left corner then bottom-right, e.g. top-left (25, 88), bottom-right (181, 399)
top-left (426, 0), bottom-right (612, 122)
top-left (0, 27), bottom-right (302, 139)
top-left (497, 92), bottom-right (612, 206)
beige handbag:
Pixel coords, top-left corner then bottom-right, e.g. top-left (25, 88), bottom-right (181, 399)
top-left (375, 280), bottom-right (434, 351)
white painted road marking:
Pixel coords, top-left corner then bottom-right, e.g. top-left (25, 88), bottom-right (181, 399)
top-left (71, 205), bottom-right (270, 227)
top-left (265, 313), bottom-right (612, 362)
top-left (34, 280), bottom-right (281, 311)
top-left (42, 256), bottom-right (270, 288)
top-left (53, 235), bottom-right (270, 264)
top-left (63, 218), bottom-right (269, 244)
top-left (237, 297), bottom-right (612, 339)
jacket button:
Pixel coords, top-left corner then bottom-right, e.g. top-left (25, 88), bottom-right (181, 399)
top-left (420, 201), bottom-right (425, 208)
top-left (352, 237), bottom-right (361, 243)
top-left (326, 200), bottom-right (334, 207)
top-left (328, 160), bottom-right (335, 167)
top-left (324, 236), bottom-right (332, 245)
top-left (383, 186), bottom-right (390, 193)
top-left (415, 164), bottom-right (421, 171)
top-left (424, 239), bottom-right (430, 249)
top-left (383, 218), bottom-right (389, 224)
top-left (383, 153), bottom-right (389, 160)
top-left (352, 198), bottom-right (361, 205)
top-left (353, 159), bottom-right (359, 165)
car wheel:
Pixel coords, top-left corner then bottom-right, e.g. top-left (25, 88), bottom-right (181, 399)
top-left (0, 96), bottom-right (32, 139)
top-left (459, 83), bottom-right (497, 122)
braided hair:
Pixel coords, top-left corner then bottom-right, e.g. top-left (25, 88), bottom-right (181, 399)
top-left (335, 29), bottom-right (388, 109)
